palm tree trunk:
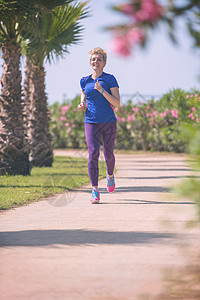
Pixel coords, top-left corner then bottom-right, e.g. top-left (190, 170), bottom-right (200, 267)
top-left (23, 58), bottom-right (32, 131)
top-left (24, 58), bottom-right (53, 167)
top-left (0, 41), bottom-right (30, 175)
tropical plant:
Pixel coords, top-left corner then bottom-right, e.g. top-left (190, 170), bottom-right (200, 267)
top-left (0, 0), bottom-right (72, 175)
top-left (0, 0), bottom-right (30, 175)
top-left (22, 1), bottom-right (88, 167)
top-left (105, 0), bottom-right (200, 57)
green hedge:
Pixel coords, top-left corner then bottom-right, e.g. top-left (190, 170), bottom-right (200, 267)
top-left (49, 88), bottom-right (200, 153)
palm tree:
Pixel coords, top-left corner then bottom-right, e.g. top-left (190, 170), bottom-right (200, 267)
top-left (23, 2), bottom-right (88, 167)
top-left (0, 0), bottom-right (74, 175)
top-left (0, 1), bottom-right (32, 175)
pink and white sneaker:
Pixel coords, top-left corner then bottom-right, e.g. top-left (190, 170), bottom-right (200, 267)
top-left (107, 173), bottom-right (115, 193)
top-left (91, 188), bottom-right (100, 204)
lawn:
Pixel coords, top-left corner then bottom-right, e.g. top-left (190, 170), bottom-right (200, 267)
top-left (0, 156), bottom-right (106, 210)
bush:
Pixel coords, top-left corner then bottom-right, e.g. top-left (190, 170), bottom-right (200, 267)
top-left (50, 95), bottom-right (86, 149)
top-left (115, 88), bottom-right (200, 152)
top-left (49, 88), bottom-right (200, 152)
top-left (175, 124), bottom-right (200, 221)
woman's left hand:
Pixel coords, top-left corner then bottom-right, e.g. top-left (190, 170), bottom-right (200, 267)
top-left (94, 80), bottom-right (103, 93)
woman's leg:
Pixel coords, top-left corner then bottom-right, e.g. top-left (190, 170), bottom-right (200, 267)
top-left (101, 121), bottom-right (117, 176)
top-left (85, 123), bottom-right (101, 187)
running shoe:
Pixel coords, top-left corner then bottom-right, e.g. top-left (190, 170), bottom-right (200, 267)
top-left (91, 188), bottom-right (100, 204)
top-left (107, 173), bottom-right (115, 193)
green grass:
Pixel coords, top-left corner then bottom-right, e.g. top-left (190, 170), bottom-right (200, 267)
top-left (0, 156), bottom-right (107, 210)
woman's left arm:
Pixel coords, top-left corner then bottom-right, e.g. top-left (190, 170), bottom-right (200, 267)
top-left (95, 80), bottom-right (120, 107)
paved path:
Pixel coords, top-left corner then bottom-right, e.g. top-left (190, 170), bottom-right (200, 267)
top-left (0, 150), bottom-right (199, 300)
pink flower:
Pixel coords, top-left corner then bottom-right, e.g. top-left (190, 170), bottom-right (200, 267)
top-left (72, 124), bottom-right (76, 128)
top-left (65, 122), bottom-right (70, 127)
top-left (115, 107), bottom-right (119, 112)
top-left (135, 10), bottom-right (149, 22)
top-left (145, 105), bottom-right (151, 110)
top-left (146, 112), bottom-right (152, 117)
top-left (165, 109), bottom-right (170, 114)
top-left (188, 113), bottom-right (194, 120)
top-left (110, 34), bottom-right (132, 57)
top-left (135, 0), bottom-right (163, 23)
top-left (186, 94), bottom-right (193, 99)
top-left (118, 3), bottom-right (135, 15)
top-left (67, 128), bottom-right (71, 133)
top-left (195, 93), bottom-right (198, 97)
top-left (160, 112), bottom-right (167, 118)
top-left (121, 117), bottom-right (126, 122)
top-left (151, 118), bottom-right (155, 125)
top-left (132, 114), bottom-right (136, 119)
top-left (127, 27), bottom-right (145, 45)
top-left (132, 107), bottom-right (139, 112)
top-left (191, 107), bottom-right (195, 112)
top-left (171, 109), bottom-right (178, 118)
top-left (60, 116), bottom-right (66, 121)
top-left (196, 118), bottom-right (200, 123)
top-left (61, 105), bottom-right (71, 115)
top-left (153, 110), bottom-right (159, 116)
top-left (127, 116), bottom-right (132, 122)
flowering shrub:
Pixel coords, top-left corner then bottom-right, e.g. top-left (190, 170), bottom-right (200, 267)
top-left (49, 88), bottom-right (200, 152)
top-left (107, 1), bottom-right (200, 58)
top-left (108, 0), bottom-right (165, 56)
top-left (50, 96), bottom-right (86, 149)
top-left (115, 89), bottom-right (200, 152)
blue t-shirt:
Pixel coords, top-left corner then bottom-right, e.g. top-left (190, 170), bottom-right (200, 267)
top-left (80, 72), bottom-right (119, 123)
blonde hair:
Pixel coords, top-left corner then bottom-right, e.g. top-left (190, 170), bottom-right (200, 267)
top-left (89, 47), bottom-right (107, 62)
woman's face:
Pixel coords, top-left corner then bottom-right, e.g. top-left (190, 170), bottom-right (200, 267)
top-left (90, 53), bottom-right (106, 72)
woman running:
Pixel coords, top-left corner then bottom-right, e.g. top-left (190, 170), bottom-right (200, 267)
top-left (78, 47), bottom-right (120, 204)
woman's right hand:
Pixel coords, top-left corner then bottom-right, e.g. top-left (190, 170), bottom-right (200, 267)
top-left (77, 102), bottom-right (85, 111)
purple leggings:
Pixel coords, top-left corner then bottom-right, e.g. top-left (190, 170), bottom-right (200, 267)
top-left (85, 121), bottom-right (117, 187)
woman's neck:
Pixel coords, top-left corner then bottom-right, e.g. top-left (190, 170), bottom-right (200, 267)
top-left (91, 70), bottom-right (103, 79)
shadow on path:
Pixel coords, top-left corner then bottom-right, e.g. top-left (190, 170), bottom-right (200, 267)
top-left (116, 176), bottom-right (198, 180)
top-left (114, 186), bottom-right (169, 193)
top-left (119, 168), bottom-right (190, 172)
top-left (101, 199), bottom-right (194, 205)
top-left (77, 186), bottom-right (169, 194)
top-left (0, 229), bottom-right (178, 247)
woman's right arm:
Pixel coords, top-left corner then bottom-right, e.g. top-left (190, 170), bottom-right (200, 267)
top-left (77, 90), bottom-right (86, 111)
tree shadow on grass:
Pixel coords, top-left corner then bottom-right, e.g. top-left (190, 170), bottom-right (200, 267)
top-left (0, 229), bottom-right (178, 247)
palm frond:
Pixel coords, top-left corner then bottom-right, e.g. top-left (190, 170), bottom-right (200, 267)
top-left (0, 0), bottom-right (16, 10)
top-left (0, 20), bottom-right (10, 42)
top-left (0, 0), bottom-right (77, 43)
top-left (23, 1), bottom-right (89, 66)
top-left (45, 22), bottom-right (84, 63)
top-left (16, 0), bottom-right (74, 14)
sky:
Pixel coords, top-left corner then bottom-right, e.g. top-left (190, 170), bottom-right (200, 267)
top-left (1, 0), bottom-right (200, 105)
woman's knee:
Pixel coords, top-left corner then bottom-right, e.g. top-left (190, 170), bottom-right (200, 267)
top-left (89, 147), bottom-right (99, 160)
